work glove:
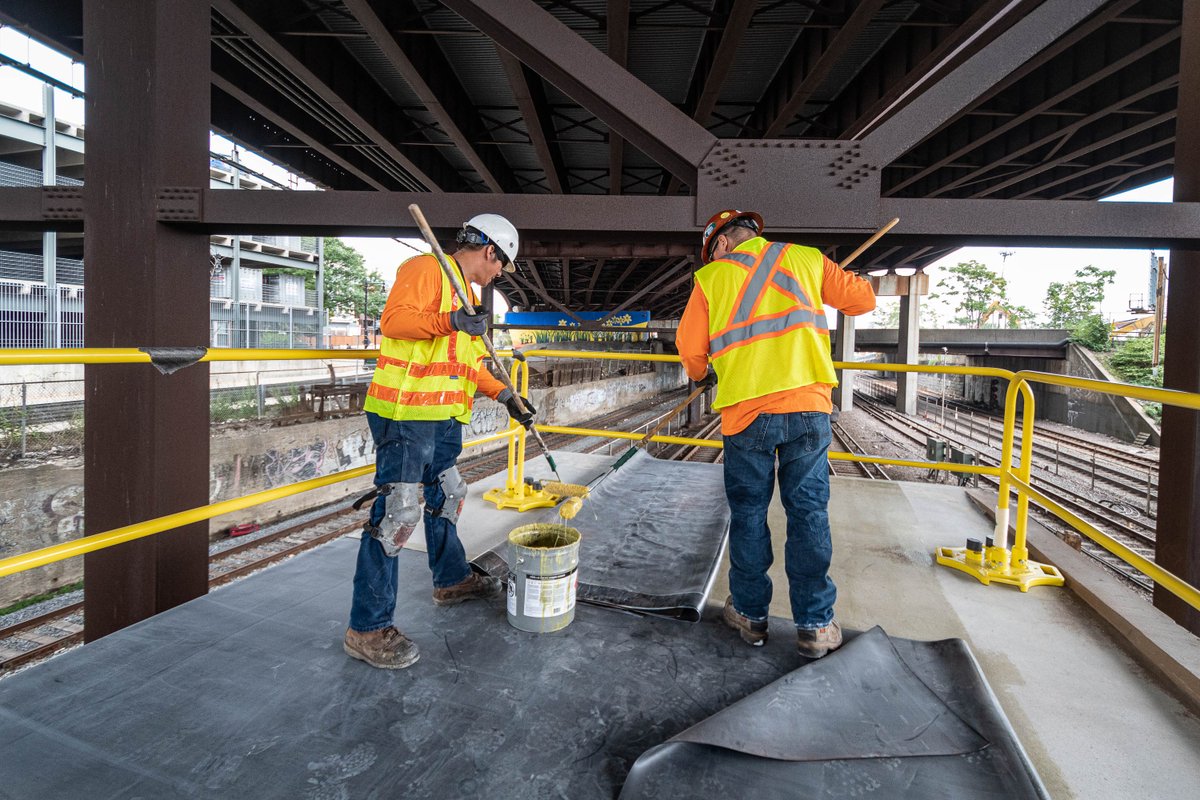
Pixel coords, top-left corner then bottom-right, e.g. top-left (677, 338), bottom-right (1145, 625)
top-left (450, 304), bottom-right (489, 337)
top-left (497, 389), bottom-right (537, 429)
top-left (698, 369), bottom-right (718, 389)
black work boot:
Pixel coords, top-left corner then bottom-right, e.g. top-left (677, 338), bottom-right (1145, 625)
top-left (722, 596), bottom-right (768, 646)
top-left (432, 572), bottom-right (502, 606)
top-left (343, 626), bottom-right (420, 669)
top-left (796, 620), bottom-right (843, 659)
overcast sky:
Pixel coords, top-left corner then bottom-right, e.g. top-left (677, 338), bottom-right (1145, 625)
top-left (1, 26), bottom-right (1173, 325)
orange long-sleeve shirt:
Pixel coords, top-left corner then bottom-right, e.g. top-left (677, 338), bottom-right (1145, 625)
top-left (380, 254), bottom-right (506, 400)
top-left (676, 246), bottom-right (876, 435)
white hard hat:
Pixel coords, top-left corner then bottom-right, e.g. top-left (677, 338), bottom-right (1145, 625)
top-left (459, 213), bottom-right (519, 272)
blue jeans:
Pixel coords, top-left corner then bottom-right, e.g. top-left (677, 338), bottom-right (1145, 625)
top-left (723, 411), bottom-right (836, 629)
top-left (349, 413), bottom-right (473, 632)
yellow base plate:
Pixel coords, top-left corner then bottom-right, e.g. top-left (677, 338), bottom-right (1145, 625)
top-left (935, 546), bottom-right (1065, 592)
top-left (482, 486), bottom-right (560, 511)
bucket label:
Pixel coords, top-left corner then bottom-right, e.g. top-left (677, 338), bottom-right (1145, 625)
top-left (522, 568), bottom-right (577, 618)
top-left (507, 577), bottom-right (517, 616)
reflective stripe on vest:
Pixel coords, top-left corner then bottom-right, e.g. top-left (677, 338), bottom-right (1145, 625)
top-left (694, 238), bottom-right (838, 410)
top-left (708, 242), bottom-right (828, 359)
top-left (362, 254), bottom-right (486, 423)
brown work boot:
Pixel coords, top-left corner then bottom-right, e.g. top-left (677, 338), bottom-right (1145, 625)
top-left (343, 626), bottom-right (420, 670)
top-left (432, 572), bottom-right (502, 606)
top-left (796, 619), bottom-right (843, 659)
top-left (722, 596), bottom-right (768, 646)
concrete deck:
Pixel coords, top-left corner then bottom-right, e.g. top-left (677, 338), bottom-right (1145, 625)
top-left (709, 476), bottom-right (1200, 800)
top-left (3, 462), bottom-right (1198, 798)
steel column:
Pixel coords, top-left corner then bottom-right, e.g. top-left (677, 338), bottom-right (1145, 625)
top-left (82, 0), bottom-right (211, 641)
top-left (42, 82), bottom-right (60, 349)
top-left (1156, 0), bottom-right (1200, 635)
top-left (832, 313), bottom-right (856, 412)
top-left (896, 279), bottom-right (921, 415)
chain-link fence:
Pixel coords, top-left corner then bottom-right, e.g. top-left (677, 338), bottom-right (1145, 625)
top-left (0, 379), bottom-right (84, 460)
top-left (1, 367), bottom-right (372, 461)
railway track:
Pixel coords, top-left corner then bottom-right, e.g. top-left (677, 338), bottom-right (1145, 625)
top-left (831, 422), bottom-right (891, 480)
top-left (859, 379), bottom-right (1156, 510)
top-left (1, 387), bottom-right (703, 673)
top-left (854, 394), bottom-right (1157, 593)
top-left (1, 511), bottom-right (362, 673)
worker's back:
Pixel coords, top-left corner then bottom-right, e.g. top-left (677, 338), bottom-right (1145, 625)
top-left (694, 237), bottom-right (839, 410)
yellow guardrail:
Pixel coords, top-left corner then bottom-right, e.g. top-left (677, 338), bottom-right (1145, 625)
top-left (992, 371), bottom-right (1200, 611)
top-left (0, 346), bottom-right (383, 366)
top-left (4, 346), bottom-right (1197, 617)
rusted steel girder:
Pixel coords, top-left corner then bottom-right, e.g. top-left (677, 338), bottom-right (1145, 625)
top-left (158, 187), bottom-right (1200, 252)
top-left (439, 0), bottom-right (716, 186)
top-left (82, 0), bottom-right (211, 641)
top-left (1157, 0), bottom-right (1200, 636)
top-left (863, 0), bottom-right (1110, 166)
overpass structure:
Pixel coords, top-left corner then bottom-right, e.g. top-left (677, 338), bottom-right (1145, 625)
top-left (852, 328), bottom-right (1072, 359)
top-left (0, 0), bottom-right (1197, 652)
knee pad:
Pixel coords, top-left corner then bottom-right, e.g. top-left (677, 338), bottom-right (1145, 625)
top-left (372, 482), bottom-right (424, 557)
top-left (433, 466), bottom-right (468, 524)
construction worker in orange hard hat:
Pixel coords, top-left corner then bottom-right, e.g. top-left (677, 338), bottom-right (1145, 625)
top-left (679, 208), bottom-right (876, 659)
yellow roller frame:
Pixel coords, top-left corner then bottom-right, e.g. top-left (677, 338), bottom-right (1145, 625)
top-left (482, 358), bottom-right (562, 511)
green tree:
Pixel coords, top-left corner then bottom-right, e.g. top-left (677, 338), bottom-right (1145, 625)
top-left (322, 238), bottom-right (387, 319)
top-left (1070, 313), bottom-right (1111, 351)
top-left (1006, 304), bottom-right (1036, 329)
top-left (930, 260), bottom-right (1008, 328)
top-left (1042, 265), bottom-right (1115, 328)
top-left (872, 299), bottom-right (901, 327)
top-left (1106, 333), bottom-right (1165, 420)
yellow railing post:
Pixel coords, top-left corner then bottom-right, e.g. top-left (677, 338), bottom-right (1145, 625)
top-left (481, 357), bottom-right (561, 511)
top-left (935, 375), bottom-right (1064, 592)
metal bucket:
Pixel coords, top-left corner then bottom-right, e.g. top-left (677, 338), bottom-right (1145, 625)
top-left (506, 523), bottom-right (581, 633)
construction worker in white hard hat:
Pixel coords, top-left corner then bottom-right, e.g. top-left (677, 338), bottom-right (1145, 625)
top-left (678, 209), bottom-right (876, 659)
top-left (344, 213), bottom-right (535, 670)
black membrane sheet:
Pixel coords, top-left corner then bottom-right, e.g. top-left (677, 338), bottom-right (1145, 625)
top-left (0, 547), bottom-right (1047, 799)
top-left (473, 449), bottom-right (731, 619)
top-left (620, 626), bottom-right (1050, 800)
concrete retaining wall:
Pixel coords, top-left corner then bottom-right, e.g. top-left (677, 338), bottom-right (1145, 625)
top-left (0, 363), bottom-right (685, 607)
top-left (963, 346), bottom-right (1159, 445)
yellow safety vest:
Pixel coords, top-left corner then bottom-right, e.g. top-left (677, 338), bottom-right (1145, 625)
top-left (363, 255), bottom-right (487, 423)
top-left (694, 237), bottom-right (837, 411)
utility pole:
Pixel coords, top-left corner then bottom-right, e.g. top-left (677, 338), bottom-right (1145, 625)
top-left (999, 250), bottom-right (1014, 281)
top-left (362, 278), bottom-right (371, 349)
top-left (1152, 255), bottom-right (1166, 369)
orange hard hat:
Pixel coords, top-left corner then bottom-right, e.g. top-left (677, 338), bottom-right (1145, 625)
top-left (701, 209), bottom-right (764, 262)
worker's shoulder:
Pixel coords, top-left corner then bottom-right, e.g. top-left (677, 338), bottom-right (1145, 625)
top-left (396, 252), bottom-right (442, 276)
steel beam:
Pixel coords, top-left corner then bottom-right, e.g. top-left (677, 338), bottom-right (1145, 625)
top-left (1156, 0), bottom-right (1200, 635)
top-left (342, 0), bottom-right (515, 193)
top-left (497, 50), bottom-right (565, 193)
top-left (0, 187), bottom-right (83, 232)
top-left (839, 0), bottom-right (1026, 139)
top-left (598, 259), bottom-right (694, 324)
top-left (211, 75), bottom-right (389, 190)
top-left (439, 0), bottom-right (716, 185)
top-left (0, 1), bottom-right (83, 59)
top-left (607, 0), bottom-right (629, 195)
top-left (168, 189), bottom-right (1200, 250)
top-left (755, 0), bottom-right (888, 138)
top-left (970, 111), bottom-right (1177, 198)
top-left (82, 0), bottom-right (210, 641)
top-left (887, 25), bottom-right (1179, 196)
top-left (662, 0), bottom-right (756, 196)
top-left (210, 0), bottom-right (444, 192)
top-left (864, 0), bottom-right (1111, 166)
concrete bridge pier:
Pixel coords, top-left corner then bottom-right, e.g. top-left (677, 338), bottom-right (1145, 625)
top-left (895, 276), bottom-right (923, 415)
